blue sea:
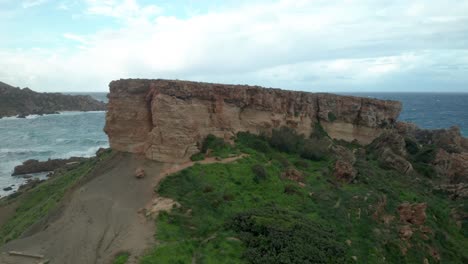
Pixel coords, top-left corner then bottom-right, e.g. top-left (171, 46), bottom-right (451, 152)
top-left (0, 92), bottom-right (467, 196)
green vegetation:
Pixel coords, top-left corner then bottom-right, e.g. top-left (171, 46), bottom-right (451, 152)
top-left (141, 131), bottom-right (467, 263)
top-left (0, 150), bottom-right (113, 244)
top-left (190, 152), bottom-right (205, 161)
top-left (198, 134), bottom-right (240, 159)
top-left (328, 112), bottom-right (337, 122)
top-left (113, 252), bottom-right (130, 264)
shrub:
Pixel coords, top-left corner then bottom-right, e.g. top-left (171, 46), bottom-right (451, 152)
top-left (413, 163), bottom-right (436, 178)
top-left (405, 138), bottom-right (419, 155)
top-left (414, 146), bottom-right (436, 163)
top-left (269, 127), bottom-right (304, 154)
top-left (311, 122), bottom-right (329, 139)
top-left (201, 134), bottom-right (227, 153)
top-left (190, 153), bottom-right (205, 161)
top-left (228, 207), bottom-right (347, 264)
top-left (284, 184), bottom-right (300, 195)
top-left (299, 138), bottom-right (328, 161)
top-left (251, 164), bottom-right (268, 183)
top-left (237, 132), bottom-right (271, 153)
top-left (328, 112), bottom-right (337, 122)
top-left (294, 160), bottom-right (309, 169)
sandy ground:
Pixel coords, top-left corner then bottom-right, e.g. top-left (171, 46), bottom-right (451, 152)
top-left (0, 153), bottom-right (165, 264)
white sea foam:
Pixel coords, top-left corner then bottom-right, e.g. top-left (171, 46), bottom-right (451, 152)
top-left (54, 144), bottom-right (109, 159)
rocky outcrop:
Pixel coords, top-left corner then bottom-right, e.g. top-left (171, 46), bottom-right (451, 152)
top-left (105, 79), bottom-right (401, 163)
top-left (12, 157), bottom-right (87, 176)
top-left (397, 122), bottom-right (468, 185)
top-left (0, 81), bottom-right (106, 118)
top-left (369, 131), bottom-right (413, 174)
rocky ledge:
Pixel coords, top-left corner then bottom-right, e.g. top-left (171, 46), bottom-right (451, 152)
top-left (12, 157), bottom-right (88, 176)
top-left (0, 81), bottom-right (106, 118)
top-left (105, 79), bottom-right (402, 163)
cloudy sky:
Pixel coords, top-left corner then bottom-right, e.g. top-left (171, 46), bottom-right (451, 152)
top-left (0, 0), bottom-right (467, 92)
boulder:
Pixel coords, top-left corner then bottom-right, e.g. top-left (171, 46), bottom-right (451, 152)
top-left (135, 168), bottom-right (145, 179)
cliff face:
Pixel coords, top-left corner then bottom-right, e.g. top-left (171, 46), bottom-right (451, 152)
top-left (0, 81), bottom-right (107, 118)
top-left (105, 79), bottom-right (401, 163)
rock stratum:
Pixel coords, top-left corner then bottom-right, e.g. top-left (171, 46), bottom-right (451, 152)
top-left (105, 79), bottom-right (402, 163)
top-left (0, 81), bottom-right (106, 118)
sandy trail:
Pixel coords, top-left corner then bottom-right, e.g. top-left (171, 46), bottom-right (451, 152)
top-left (0, 153), bottom-right (165, 264)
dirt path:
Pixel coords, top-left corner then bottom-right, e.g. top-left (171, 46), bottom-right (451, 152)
top-left (0, 153), bottom-right (165, 264)
top-left (0, 153), bottom-right (247, 264)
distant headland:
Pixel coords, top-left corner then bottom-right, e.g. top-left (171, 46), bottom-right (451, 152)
top-left (0, 81), bottom-right (106, 118)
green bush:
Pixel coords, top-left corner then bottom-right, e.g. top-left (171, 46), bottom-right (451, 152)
top-left (190, 153), bottom-right (205, 161)
top-left (228, 207), bottom-right (348, 264)
top-left (414, 146), bottom-right (436, 163)
top-left (237, 132), bottom-right (271, 153)
top-left (113, 252), bottom-right (130, 264)
top-left (299, 138), bottom-right (328, 161)
top-left (405, 138), bottom-right (419, 155)
top-left (328, 112), bottom-right (337, 122)
top-left (201, 134), bottom-right (227, 153)
top-left (251, 164), bottom-right (268, 183)
top-left (269, 127), bottom-right (304, 154)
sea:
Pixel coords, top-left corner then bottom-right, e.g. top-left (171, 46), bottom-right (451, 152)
top-left (0, 92), bottom-right (467, 196)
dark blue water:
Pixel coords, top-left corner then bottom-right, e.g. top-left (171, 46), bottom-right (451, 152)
top-left (345, 93), bottom-right (468, 136)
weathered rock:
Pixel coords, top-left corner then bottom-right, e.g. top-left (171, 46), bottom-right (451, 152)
top-left (378, 148), bottom-right (413, 174)
top-left (333, 160), bottom-right (357, 183)
top-left (105, 79), bottom-right (401, 163)
top-left (397, 122), bottom-right (468, 153)
top-left (434, 183), bottom-right (468, 200)
top-left (281, 168), bottom-right (304, 183)
top-left (12, 157), bottom-right (87, 176)
top-left (370, 131), bottom-right (408, 157)
top-left (433, 149), bottom-right (468, 184)
top-left (0, 81), bottom-right (107, 118)
top-left (398, 202), bottom-right (427, 226)
top-left (135, 167), bottom-right (145, 179)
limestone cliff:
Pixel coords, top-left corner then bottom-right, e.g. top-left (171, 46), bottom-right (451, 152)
top-left (105, 79), bottom-right (401, 163)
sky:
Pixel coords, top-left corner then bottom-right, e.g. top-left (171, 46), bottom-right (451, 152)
top-left (0, 0), bottom-right (467, 92)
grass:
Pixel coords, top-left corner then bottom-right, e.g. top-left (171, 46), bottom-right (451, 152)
top-left (0, 149), bottom-right (113, 245)
top-left (140, 132), bottom-right (468, 264)
top-left (113, 252), bottom-right (130, 264)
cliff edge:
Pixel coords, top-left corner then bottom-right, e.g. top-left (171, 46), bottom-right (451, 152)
top-left (105, 79), bottom-right (402, 163)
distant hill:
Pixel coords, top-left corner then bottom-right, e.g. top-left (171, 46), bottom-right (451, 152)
top-left (0, 81), bottom-right (107, 118)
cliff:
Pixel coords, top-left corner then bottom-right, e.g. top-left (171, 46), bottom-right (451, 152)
top-left (0, 81), bottom-right (106, 118)
top-left (105, 79), bottom-right (402, 163)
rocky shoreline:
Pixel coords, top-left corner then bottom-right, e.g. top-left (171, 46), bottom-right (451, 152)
top-left (0, 81), bottom-right (107, 119)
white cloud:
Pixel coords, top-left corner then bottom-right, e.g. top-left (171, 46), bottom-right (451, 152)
top-left (84, 0), bottom-right (161, 23)
top-left (1, 0), bottom-right (468, 92)
top-left (22, 0), bottom-right (47, 8)
top-left (63, 33), bottom-right (89, 44)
